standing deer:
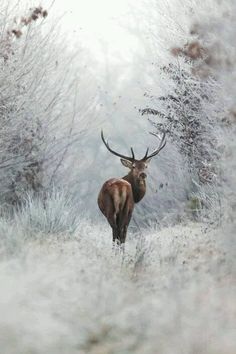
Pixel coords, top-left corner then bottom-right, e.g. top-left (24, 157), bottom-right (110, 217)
top-left (98, 130), bottom-right (166, 247)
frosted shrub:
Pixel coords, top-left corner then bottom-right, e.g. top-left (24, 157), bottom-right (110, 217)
top-left (14, 189), bottom-right (80, 237)
top-left (142, 64), bottom-right (221, 183)
top-left (0, 2), bottom-right (84, 209)
top-left (187, 1), bottom-right (236, 225)
top-left (140, 11), bottom-right (226, 223)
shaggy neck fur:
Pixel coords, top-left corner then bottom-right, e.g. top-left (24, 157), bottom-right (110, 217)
top-left (122, 172), bottom-right (146, 203)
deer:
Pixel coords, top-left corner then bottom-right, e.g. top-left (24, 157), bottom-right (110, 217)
top-left (97, 130), bottom-right (166, 248)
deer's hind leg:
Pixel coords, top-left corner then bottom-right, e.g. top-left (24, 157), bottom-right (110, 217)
top-left (118, 196), bottom-right (133, 245)
top-left (107, 210), bottom-right (119, 245)
top-left (99, 192), bottom-right (119, 245)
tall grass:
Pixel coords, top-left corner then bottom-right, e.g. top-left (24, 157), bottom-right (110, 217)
top-left (14, 189), bottom-right (80, 237)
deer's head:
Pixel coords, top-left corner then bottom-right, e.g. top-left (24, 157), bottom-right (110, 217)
top-left (101, 130), bottom-right (166, 182)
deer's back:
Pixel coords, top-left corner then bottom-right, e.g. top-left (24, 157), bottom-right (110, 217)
top-left (98, 178), bottom-right (134, 216)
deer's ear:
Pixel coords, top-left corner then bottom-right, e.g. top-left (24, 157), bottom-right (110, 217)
top-left (145, 157), bottom-right (152, 164)
top-left (120, 159), bottom-right (133, 169)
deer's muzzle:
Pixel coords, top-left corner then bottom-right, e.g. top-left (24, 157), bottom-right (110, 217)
top-left (139, 172), bottom-right (147, 179)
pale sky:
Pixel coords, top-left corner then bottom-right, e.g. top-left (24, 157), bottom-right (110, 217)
top-left (47, 0), bottom-right (141, 63)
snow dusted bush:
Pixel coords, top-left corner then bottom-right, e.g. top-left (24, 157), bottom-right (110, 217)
top-left (14, 188), bottom-right (80, 237)
top-left (142, 63), bottom-right (222, 186)
top-left (139, 3), bottom-right (228, 222)
top-left (0, 1), bottom-right (85, 209)
top-left (188, 0), bottom-right (236, 224)
top-left (0, 189), bottom-right (80, 259)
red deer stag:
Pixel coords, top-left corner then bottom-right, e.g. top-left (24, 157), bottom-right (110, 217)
top-left (98, 130), bottom-right (166, 247)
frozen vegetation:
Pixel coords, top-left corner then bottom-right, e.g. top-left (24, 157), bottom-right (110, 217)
top-left (0, 194), bottom-right (235, 354)
top-left (0, 0), bottom-right (235, 353)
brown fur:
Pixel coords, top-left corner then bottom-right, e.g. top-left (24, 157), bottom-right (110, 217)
top-left (122, 170), bottom-right (146, 203)
top-left (98, 179), bottom-right (134, 244)
top-left (98, 168), bottom-right (147, 245)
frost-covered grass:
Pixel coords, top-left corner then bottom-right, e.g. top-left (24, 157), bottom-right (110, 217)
top-left (14, 190), bottom-right (80, 237)
top-left (0, 196), bottom-right (235, 354)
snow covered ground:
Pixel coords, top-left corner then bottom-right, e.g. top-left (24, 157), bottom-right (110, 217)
top-left (0, 214), bottom-right (235, 354)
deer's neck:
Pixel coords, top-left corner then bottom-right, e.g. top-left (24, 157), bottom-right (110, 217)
top-left (122, 173), bottom-right (146, 203)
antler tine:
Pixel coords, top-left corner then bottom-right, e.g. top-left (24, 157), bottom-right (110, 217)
top-left (130, 147), bottom-right (135, 160)
top-left (142, 147), bottom-right (149, 160)
top-left (101, 130), bottom-right (135, 161)
top-left (142, 132), bottom-right (167, 160)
